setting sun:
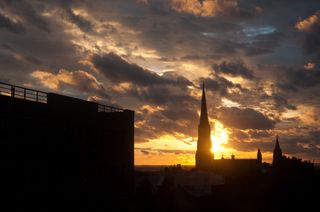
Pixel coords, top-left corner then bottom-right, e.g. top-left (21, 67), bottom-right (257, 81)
top-left (211, 120), bottom-right (230, 158)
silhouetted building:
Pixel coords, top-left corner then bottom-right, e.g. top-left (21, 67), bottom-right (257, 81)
top-left (0, 82), bottom-right (134, 210)
top-left (272, 135), bottom-right (283, 167)
top-left (195, 83), bottom-right (213, 170)
top-left (212, 156), bottom-right (262, 175)
top-left (195, 84), bottom-right (261, 173)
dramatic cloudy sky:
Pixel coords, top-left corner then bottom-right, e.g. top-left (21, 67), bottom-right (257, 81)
top-left (1, 0), bottom-right (320, 165)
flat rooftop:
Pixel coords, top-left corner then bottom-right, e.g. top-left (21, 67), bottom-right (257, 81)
top-left (0, 81), bottom-right (126, 113)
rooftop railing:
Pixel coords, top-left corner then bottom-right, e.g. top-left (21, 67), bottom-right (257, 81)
top-left (0, 81), bottom-right (47, 103)
top-left (98, 104), bottom-right (124, 113)
top-left (0, 81), bottom-right (124, 112)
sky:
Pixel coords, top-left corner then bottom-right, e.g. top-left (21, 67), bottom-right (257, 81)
top-left (1, 0), bottom-right (320, 165)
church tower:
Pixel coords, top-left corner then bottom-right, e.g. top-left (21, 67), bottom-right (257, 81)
top-left (195, 83), bottom-right (213, 170)
top-left (272, 135), bottom-right (282, 167)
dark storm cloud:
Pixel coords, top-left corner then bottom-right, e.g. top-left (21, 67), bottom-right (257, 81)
top-left (241, 32), bottom-right (284, 56)
top-left (180, 54), bottom-right (221, 61)
top-left (92, 53), bottom-right (168, 86)
top-left (62, 7), bottom-right (93, 32)
top-left (228, 139), bottom-right (274, 153)
top-left (295, 11), bottom-right (320, 57)
top-left (278, 66), bottom-right (320, 90)
top-left (302, 27), bottom-right (320, 56)
top-left (135, 106), bottom-right (198, 142)
top-left (249, 130), bottom-right (272, 139)
top-left (129, 89), bottom-right (199, 140)
top-left (126, 84), bottom-right (196, 106)
top-left (161, 71), bottom-right (194, 87)
top-left (0, 0), bottom-right (50, 32)
top-left (202, 76), bottom-right (246, 97)
top-left (135, 125), bottom-right (159, 143)
top-left (218, 107), bottom-right (275, 130)
top-left (231, 129), bottom-right (249, 140)
top-left (212, 60), bottom-right (255, 79)
top-left (23, 54), bottom-right (43, 65)
top-left (272, 94), bottom-right (296, 110)
top-left (310, 130), bottom-right (320, 142)
top-left (161, 106), bottom-right (198, 122)
top-left (92, 53), bottom-right (194, 89)
top-left (0, 12), bottom-right (25, 33)
top-left (130, 83), bottom-right (199, 138)
top-left (1, 43), bottom-right (43, 65)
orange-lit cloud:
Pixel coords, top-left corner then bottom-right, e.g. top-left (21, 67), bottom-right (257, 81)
top-left (170, 0), bottom-right (238, 17)
top-left (304, 62), bottom-right (316, 70)
top-left (296, 12), bottom-right (320, 31)
top-left (31, 69), bottom-right (103, 92)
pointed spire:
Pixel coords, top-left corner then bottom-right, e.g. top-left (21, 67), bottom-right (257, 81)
top-left (200, 82), bottom-right (209, 125)
top-left (275, 135), bottom-right (280, 149)
top-left (273, 135), bottom-right (282, 166)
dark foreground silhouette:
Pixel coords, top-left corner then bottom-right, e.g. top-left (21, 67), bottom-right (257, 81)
top-left (135, 161), bottom-right (319, 212)
top-left (0, 82), bottom-right (134, 211)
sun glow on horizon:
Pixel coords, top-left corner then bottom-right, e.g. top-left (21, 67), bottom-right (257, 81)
top-left (211, 120), bottom-right (233, 158)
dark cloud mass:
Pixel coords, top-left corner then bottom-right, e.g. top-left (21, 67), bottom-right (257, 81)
top-left (0, 12), bottom-right (25, 33)
top-left (279, 66), bottom-right (320, 90)
top-left (212, 60), bottom-right (255, 79)
top-left (0, 0), bottom-right (320, 162)
top-left (62, 7), bottom-right (93, 32)
top-left (92, 53), bottom-right (168, 86)
top-left (296, 11), bottom-right (320, 56)
top-left (218, 107), bottom-right (275, 130)
top-left (1, 0), bottom-right (50, 32)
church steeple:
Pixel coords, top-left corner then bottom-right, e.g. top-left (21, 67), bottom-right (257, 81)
top-left (200, 82), bottom-right (209, 125)
top-left (275, 135), bottom-right (281, 150)
top-left (196, 82), bottom-right (213, 170)
top-left (273, 135), bottom-right (283, 167)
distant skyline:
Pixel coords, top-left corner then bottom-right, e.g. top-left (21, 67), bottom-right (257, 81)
top-left (0, 0), bottom-right (320, 165)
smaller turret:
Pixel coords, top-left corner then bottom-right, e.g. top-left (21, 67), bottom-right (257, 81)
top-left (257, 149), bottom-right (262, 165)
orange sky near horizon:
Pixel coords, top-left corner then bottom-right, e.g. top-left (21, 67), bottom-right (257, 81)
top-left (135, 119), bottom-right (274, 165)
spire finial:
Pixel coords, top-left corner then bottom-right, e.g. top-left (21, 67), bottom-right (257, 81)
top-left (275, 135), bottom-right (281, 150)
top-left (199, 81), bottom-right (209, 125)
